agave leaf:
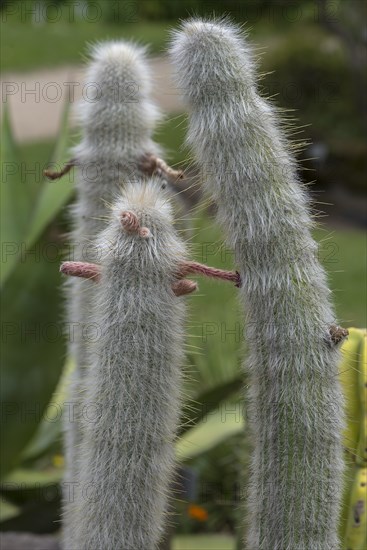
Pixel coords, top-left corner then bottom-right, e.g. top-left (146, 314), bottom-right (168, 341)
top-left (0, 105), bottom-right (32, 285)
top-left (1, 467), bottom-right (62, 488)
top-left (26, 101), bottom-right (75, 249)
top-left (179, 375), bottom-right (243, 436)
top-left (0, 498), bottom-right (21, 523)
top-left (22, 357), bottom-right (74, 461)
top-left (176, 402), bottom-right (244, 462)
top-left (21, 415), bottom-right (62, 464)
top-left (0, 236), bottom-right (65, 479)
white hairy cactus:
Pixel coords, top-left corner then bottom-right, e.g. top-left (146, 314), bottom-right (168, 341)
top-left (71, 180), bottom-right (188, 550)
top-left (63, 41), bottom-right (162, 548)
top-left (170, 19), bottom-right (345, 550)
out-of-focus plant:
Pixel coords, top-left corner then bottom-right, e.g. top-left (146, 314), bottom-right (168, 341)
top-left (338, 328), bottom-right (367, 550)
top-left (0, 101), bottom-right (74, 486)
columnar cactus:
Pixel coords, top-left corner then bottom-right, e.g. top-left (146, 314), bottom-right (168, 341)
top-left (63, 41), bottom-right (161, 548)
top-left (339, 328), bottom-right (367, 549)
top-left (170, 19), bottom-right (346, 549)
top-left (65, 180), bottom-right (188, 549)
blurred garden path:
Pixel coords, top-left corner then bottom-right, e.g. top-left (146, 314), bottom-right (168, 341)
top-left (0, 57), bottom-right (184, 143)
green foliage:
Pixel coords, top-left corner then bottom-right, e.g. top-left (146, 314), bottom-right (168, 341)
top-left (154, 113), bottom-right (190, 167)
top-left (0, 106), bottom-right (32, 283)
top-left (0, 103), bottom-right (74, 479)
top-left (0, 17), bottom-right (168, 72)
top-left (173, 534), bottom-right (235, 549)
top-left (1, 239), bottom-right (65, 478)
top-left (0, 499), bottom-right (20, 523)
top-left (177, 404), bottom-right (244, 463)
top-left (261, 27), bottom-right (363, 140)
top-left (25, 104), bottom-right (74, 248)
top-left (0, 464), bottom-right (62, 530)
top-left (317, 228), bottom-right (366, 328)
top-left (182, 431), bottom-right (250, 536)
top-left (259, 23), bottom-right (367, 195)
top-left (338, 329), bottom-right (367, 550)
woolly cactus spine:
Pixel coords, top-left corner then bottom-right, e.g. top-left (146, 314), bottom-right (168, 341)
top-left (71, 181), bottom-right (188, 550)
top-left (170, 19), bottom-right (345, 549)
top-left (63, 41), bottom-right (161, 548)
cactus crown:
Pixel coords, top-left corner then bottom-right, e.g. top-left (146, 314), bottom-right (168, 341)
top-left (171, 19), bottom-right (256, 104)
top-left (76, 41), bottom-right (161, 153)
top-left (98, 180), bottom-right (187, 269)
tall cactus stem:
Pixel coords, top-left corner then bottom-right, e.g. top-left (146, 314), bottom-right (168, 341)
top-left (63, 41), bottom-right (162, 549)
top-left (170, 18), bottom-right (345, 549)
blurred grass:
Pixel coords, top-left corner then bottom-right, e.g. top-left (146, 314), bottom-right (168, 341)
top-left (318, 228), bottom-right (367, 328)
top-left (173, 535), bottom-right (235, 549)
top-left (155, 113), bottom-right (190, 167)
top-left (1, 19), bottom-right (169, 73)
top-left (1, 8), bottom-right (330, 74)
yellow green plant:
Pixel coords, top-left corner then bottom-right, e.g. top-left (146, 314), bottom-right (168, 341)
top-left (339, 328), bottom-right (367, 550)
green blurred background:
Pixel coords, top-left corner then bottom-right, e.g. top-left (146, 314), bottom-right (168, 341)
top-left (1, 1), bottom-right (366, 548)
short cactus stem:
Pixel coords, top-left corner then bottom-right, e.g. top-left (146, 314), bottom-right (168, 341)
top-left (72, 181), bottom-right (188, 549)
top-left (60, 261), bottom-right (101, 282)
top-left (139, 153), bottom-right (185, 181)
top-left (177, 260), bottom-right (241, 287)
top-left (44, 154), bottom-right (183, 182)
top-left (60, 259), bottom-right (240, 292)
top-left (43, 158), bottom-right (76, 180)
